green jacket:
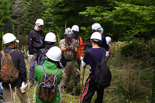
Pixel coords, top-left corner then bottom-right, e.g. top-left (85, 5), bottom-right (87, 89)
top-left (35, 60), bottom-right (63, 103)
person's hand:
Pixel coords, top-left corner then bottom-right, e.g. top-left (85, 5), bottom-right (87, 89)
top-left (66, 47), bottom-right (71, 51)
top-left (79, 43), bottom-right (85, 46)
top-left (22, 82), bottom-right (27, 90)
top-left (80, 57), bottom-right (84, 61)
top-left (81, 60), bottom-right (87, 68)
top-left (72, 48), bottom-right (78, 53)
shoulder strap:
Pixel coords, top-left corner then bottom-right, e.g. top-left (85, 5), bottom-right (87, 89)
top-left (41, 66), bottom-right (60, 89)
top-left (100, 48), bottom-right (106, 64)
top-left (87, 48), bottom-right (106, 64)
top-left (41, 66), bottom-right (60, 76)
top-left (79, 37), bottom-right (83, 42)
top-left (87, 49), bottom-right (98, 64)
top-left (1, 51), bottom-right (5, 56)
top-left (9, 49), bottom-right (16, 54)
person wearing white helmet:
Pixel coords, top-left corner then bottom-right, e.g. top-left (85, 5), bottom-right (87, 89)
top-left (38, 32), bottom-right (56, 65)
top-left (79, 23), bottom-right (108, 51)
top-left (38, 32), bottom-right (66, 68)
top-left (35, 46), bottom-right (63, 103)
top-left (59, 27), bottom-right (80, 95)
top-left (71, 25), bottom-right (84, 71)
top-left (0, 33), bottom-right (29, 103)
top-left (28, 18), bottom-right (45, 86)
top-left (80, 32), bottom-right (109, 103)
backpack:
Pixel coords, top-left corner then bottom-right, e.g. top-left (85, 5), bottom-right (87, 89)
top-left (88, 49), bottom-right (111, 87)
top-left (38, 49), bottom-right (48, 65)
top-left (37, 66), bottom-right (60, 102)
top-left (0, 50), bottom-right (19, 83)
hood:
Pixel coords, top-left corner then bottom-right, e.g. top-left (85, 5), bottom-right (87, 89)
top-left (43, 60), bottom-right (58, 70)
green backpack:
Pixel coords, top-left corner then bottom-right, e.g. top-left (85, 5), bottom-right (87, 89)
top-left (0, 50), bottom-right (19, 83)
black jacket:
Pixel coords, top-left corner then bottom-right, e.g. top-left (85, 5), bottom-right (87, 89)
top-left (0, 47), bottom-right (27, 88)
top-left (28, 29), bottom-right (45, 54)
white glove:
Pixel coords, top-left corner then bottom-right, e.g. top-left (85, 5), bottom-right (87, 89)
top-left (80, 57), bottom-right (84, 61)
top-left (22, 82), bottom-right (27, 90)
top-left (0, 82), bottom-right (3, 89)
top-left (106, 51), bottom-right (110, 57)
top-left (81, 60), bottom-right (87, 68)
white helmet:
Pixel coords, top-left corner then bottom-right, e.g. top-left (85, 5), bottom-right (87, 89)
top-left (35, 19), bottom-right (44, 26)
top-left (46, 46), bottom-right (62, 61)
top-left (64, 27), bottom-right (73, 37)
top-left (45, 32), bottom-right (57, 42)
top-left (3, 33), bottom-right (19, 44)
top-left (92, 23), bottom-right (102, 31)
top-left (71, 25), bottom-right (79, 32)
top-left (90, 32), bottom-right (101, 41)
top-left (105, 36), bottom-right (112, 45)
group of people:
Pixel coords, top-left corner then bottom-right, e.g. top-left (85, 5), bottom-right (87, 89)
top-left (0, 18), bottom-right (112, 103)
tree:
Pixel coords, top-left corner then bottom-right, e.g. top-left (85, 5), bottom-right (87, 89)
top-left (12, 0), bottom-right (25, 39)
top-left (79, 0), bottom-right (155, 41)
top-left (21, 0), bottom-right (45, 35)
top-left (0, 0), bottom-right (13, 49)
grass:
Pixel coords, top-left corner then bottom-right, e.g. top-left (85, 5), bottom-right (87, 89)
top-left (14, 40), bottom-right (153, 103)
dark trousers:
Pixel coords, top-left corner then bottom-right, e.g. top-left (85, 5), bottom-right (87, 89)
top-left (80, 77), bottom-right (105, 103)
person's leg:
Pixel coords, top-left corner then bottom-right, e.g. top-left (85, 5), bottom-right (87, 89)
top-left (80, 78), bottom-right (96, 103)
top-left (29, 53), bottom-right (38, 85)
top-left (3, 87), bottom-right (13, 103)
top-left (61, 62), bottom-right (70, 88)
top-left (95, 85), bottom-right (105, 103)
top-left (16, 87), bottom-right (30, 103)
top-left (73, 64), bottom-right (80, 86)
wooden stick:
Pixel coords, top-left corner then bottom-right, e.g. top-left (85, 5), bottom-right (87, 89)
top-left (80, 66), bottom-right (86, 99)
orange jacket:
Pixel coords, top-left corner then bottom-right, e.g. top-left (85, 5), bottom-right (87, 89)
top-left (76, 37), bottom-right (84, 60)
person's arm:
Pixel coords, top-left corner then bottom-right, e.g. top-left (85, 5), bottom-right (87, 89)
top-left (28, 31), bottom-right (34, 54)
top-left (18, 52), bottom-right (27, 82)
top-left (60, 47), bottom-right (67, 52)
top-left (101, 35), bottom-right (109, 51)
top-left (79, 42), bottom-right (92, 47)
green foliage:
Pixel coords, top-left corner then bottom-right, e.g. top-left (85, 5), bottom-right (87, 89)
top-left (21, 0), bottom-right (45, 35)
top-left (80, 0), bottom-right (155, 41)
top-left (42, 0), bottom-right (91, 42)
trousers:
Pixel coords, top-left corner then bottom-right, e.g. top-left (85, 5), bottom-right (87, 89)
top-left (3, 86), bottom-right (30, 103)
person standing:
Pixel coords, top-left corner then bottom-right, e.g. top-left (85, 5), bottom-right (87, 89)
top-left (38, 32), bottom-right (66, 68)
top-left (0, 33), bottom-right (29, 103)
top-left (35, 47), bottom-right (63, 103)
top-left (59, 28), bottom-right (80, 94)
top-left (71, 25), bottom-right (84, 71)
top-left (79, 23), bottom-right (109, 51)
top-left (80, 32), bottom-right (108, 103)
top-left (28, 19), bottom-right (45, 86)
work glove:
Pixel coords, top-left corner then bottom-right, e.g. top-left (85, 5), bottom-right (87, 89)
top-left (81, 60), bottom-right (87, 68)
top-left (80, 57), bottom-right (84, 61)
top-left (106, 51), bottom-right (110, 57)
top-left (66, 47), bottom-right (71, 51)
top-left (79, 43), bottom-right (85, 46)
top-left (21, 82), bottom-right (27, 91)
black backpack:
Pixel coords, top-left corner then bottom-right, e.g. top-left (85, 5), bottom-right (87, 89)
top-left (88, 49), bottom-right (112, 87)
